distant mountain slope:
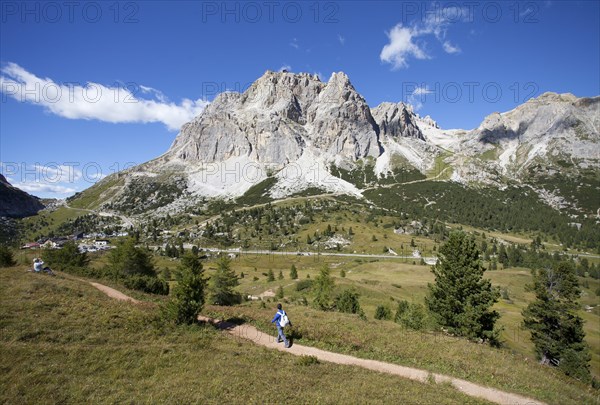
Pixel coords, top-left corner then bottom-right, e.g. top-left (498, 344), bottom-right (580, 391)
top-left (67, 71), bottom-right (599, 217)
top-left (0, 174), bottom-right (44, 218)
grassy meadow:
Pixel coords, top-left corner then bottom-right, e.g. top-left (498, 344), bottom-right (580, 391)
top-left (0, 266), bottom-right (491, 404)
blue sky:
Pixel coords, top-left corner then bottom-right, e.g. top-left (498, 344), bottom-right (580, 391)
top-left (1, 0), bottom-right (599, 198)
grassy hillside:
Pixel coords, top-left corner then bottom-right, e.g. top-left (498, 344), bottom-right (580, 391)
top-left (68, 175), bottom-right (124, 210)
top-left (0, 266), bottom-right (491, 404)
top-left (205, 254), bottom-right (600, 383)
top-left (20, 206), bottom-right (90, 242)
top-left (208, 302), bottom-right (598, 405)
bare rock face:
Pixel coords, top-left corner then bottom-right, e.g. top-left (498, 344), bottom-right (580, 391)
top-left (0, 174), bottom-right (45, 218)
top-left (167, 70), bottom-right (381, 166)
top-left (69, 69), bottom-right (599, 215)
top-left (306, 72), bottom-right (381, 159)
top-left (465, 92), bottom-right (600, 174)
top-left (372, 102), bottom-right (424, 141)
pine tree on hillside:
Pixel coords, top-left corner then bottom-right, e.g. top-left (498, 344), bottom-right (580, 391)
top-left (108, 238), bottom-right (155, 277)
top-left (313, 264), bottom-right (335, 310)
top-left (522, 262), bottom-right (591, 382)
top-left (208, 257), bottom-right (240, 306)
top-left (498, 244), bottom-right (509, 268)
top-left (426, 232), bottom-right (501, 345)
top-left (0, 245), bottom-right (16, 268)
top-left (41, 241), bottom-right (89, 272)
top-left (164, 252), bottom-right (206, 324)
top-left (290, 264), bottom-right (298, 280)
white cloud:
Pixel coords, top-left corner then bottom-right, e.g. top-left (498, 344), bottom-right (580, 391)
top-left (442, 41), bottom-right (460, 54)
top-left (290, 38), bottom-right (299, 49)
top-left (412, 86), bottom-right (432, 96)
top-left (15, 181), bottom-right (77, 195)
top-left (408, 85), bottom-right (432, 111)
top-left (0, 63), bottom-right (210, 131)
top-left (32, 164), bottom-right (83, 183)
top-left (278, 65), bottom-right (292, 72)
top-left (380, 7), bottom-right (468, 69)
top-left (380, 24), bottom-right (429, 70)
top-left (338, 34), bottom-right (345, 45)
top-left (139, 84), bottom-right (168, 103)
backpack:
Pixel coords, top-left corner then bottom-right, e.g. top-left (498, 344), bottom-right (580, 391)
top-left (279, 310), bottom-right (290, 327)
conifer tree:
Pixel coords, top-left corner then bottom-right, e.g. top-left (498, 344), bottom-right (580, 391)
top-left (426, 232), bottom-right (501, 345)
top-left (107, 238), bottom-right (154, 277)
top-left (313, 264), bottom-right (334, 310)
top-left (164, 252), bottom-right (206, 324)
top-left (208, 257), bottom-right (240, 306)
top-left (290, 264), bottom-right (298, 279)
top-left (522, 262), bottom-right (591, 382)
top-left (0, 245), bottom-right (16, 268)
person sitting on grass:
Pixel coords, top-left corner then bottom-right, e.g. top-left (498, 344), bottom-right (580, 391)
top-left (271, 303), bottom-right (292, 348)
top-left (33, 258), bottom-right (55, 276)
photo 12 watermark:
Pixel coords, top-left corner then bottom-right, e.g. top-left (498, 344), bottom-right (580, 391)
top-left (1, 161), bottom-right (138, 185)
top-left (398, 1), bottom-right (541, 25)
top-left (403, 81), bottom-right (540, 106)
top-left (200, 1), bottom-right (340, 24)
top-left (1, 1), bottom-right (140, 24)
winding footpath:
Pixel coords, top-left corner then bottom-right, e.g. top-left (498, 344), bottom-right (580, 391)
top-left (85, 278), bottom-right (545, 405)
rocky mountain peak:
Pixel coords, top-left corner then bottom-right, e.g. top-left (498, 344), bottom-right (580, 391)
top-left (0, 174), bottom-right (45, 218)
top-left (372, 101), bottom-right (424, 140)
top-left (76, 70), bottom-right (598, 211)
top-left (167, 70), bottom-right (381, 166)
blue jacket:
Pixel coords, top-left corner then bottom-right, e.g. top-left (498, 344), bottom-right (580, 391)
top-left (271, 310), bottom-right (291, 326)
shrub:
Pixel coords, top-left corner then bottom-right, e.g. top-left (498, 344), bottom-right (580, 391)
top-left (296, 355), bottom-right (319, 366)
top-left (41, 241), bottom-right (89, 272)
top-left (394, 300), bottom-right (410, 322)
top-left (124, 275), bottom-right (169, 295)
top-left (334, 288), bottom-right (361, 314)
top-left (560, 348), bottom-right (593, 382)
top-left (0, 246), bottom-right (16, 267)
top-left (295, 279), bottom-right (313, 292)
top-left (394, 300), bottom-right (427, 330)
top-left (374, 305), bottom-right (392, 320)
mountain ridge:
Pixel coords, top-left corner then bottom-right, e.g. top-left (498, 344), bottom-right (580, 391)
top-left (0, 174), bottom-right (45, 218)
top-left (68, 70), bottom-right (600, 217)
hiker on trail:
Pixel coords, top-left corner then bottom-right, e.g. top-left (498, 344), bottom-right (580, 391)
top-left (271, 303), bottom-right (292, 348)
top-left (33, 258), bottom-right (55, 276)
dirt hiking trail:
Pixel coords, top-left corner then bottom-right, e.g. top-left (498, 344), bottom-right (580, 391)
top-left (89, 282), bottom-right (140, 303)
top-left (85, 279), bottom-right (545, 405)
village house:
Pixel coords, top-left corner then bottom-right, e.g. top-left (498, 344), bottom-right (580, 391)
top-left (21, 242), bottom-right (40, 250)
